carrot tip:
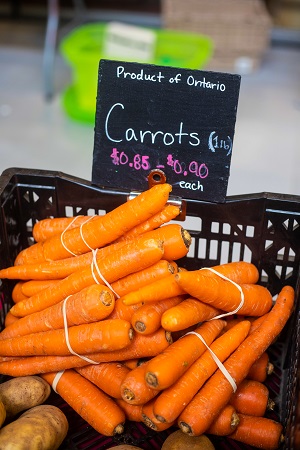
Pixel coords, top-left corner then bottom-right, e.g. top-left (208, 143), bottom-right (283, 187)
top-left (179, 421), bottom-right (193, 436)
top-left (155, 414), bottom-right (166, 423)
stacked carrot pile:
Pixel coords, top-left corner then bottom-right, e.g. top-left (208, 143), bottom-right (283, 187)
top-left (0, 183), bottom-right (295, 449)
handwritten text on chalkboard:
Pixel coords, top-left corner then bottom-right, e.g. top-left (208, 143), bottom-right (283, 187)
top-left (92, 60), bottom-right (241, 202)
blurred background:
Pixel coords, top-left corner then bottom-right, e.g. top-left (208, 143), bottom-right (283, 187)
top-left (0, 0), bottom-right (299, 197)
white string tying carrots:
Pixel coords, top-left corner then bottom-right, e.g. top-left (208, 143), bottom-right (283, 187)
top-left (60, 215), bottom-right (84, 257)
top-left (60, 215), bottom-right (96, 257)
top-left (60, 215), bottom-right (119, 297)
top-left (61, 295), bottom-right (100, 365)
top-left (52, 370), bottom-right (65, 393)
top-left (200, 267), bottom-right (245, 319)
top-left (79, 220), bottom-right (121, 298)
top-left (185, 330), bottom-right (237, 392)
top-left (179, 266), bottom-right (246, 393)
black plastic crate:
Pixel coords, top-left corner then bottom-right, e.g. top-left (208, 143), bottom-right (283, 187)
top-left (0, 167), bottom-right (299, 450)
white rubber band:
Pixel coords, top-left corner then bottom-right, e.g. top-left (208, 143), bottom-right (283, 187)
top-left (62, 296), bottom-right (99, 365)
top-left (60, 215), bottom-right (84, 257)
top-left (90, 249), bottom-right (120, 298)
top-left (52, 370), bottom-right (65, 393)
top-left (200, 267), bottom-right (245, 319)
top-left (79, 215), bottom-right (97, 251)
top-left (185, 331), bottom-right (237, 392)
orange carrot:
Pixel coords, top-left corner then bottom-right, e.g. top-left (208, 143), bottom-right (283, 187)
top-left (0, 319), bottom-right (133, 357)
top-left (222, 316), bottom-right (247, 332)
top-left (161, 297), bottom-right (221, 332)
top-left (15, 183), bottom-right (172, 265)
top-left (145, 319), bottom-right (226, 390)
top-left (120, 360), bottom-right (160, 406)
top-left (249, 313), bottom-right (270, 333)
top-left (142, 398), bottom-right (176, 432)
top-left (10, 237), bottom-right (164, 317)
top-left (122, 358), bottom-right (148, 370)
top-left (0, 284), bottom-right (115, 340)
top-left (229, 379), bottom-right (275, 417)
top-left (0, 327), bottom-right (172, 376)
top-left (21, 279), bottom-right (61, 297)
top-left (153, 320), bottom-right (251, 424)
top-left (115, 398), bottom-right (144, 422)
top-left (32, 215), bottom-right (94, 242)
top-left (76, 362), bottom-right (130, 398)
top-left (111, 259), bottom-right (178, 298)
top-left (132, 296), bottom-right (183, 334)
top-left (109, 298), bottom-right (143, 323)
top-left (121, 273), bottom-right (187, 307)
top-left (3, 251), bottom-right (99, 281)
top-left (11, 282), bottom-right (28, 303)
top-left (1, 224), bottom-right (186, 282)
top-left (206, 404), bottom-right (240, 436)
top-left (4, 311), bottom-right (19, 328)
top-left (115, 204), bottom-right (180, 242)
top-left (201, 261), bottom-right (259, 284)
top-left (109, 261), bottom-right (179, 323)
top-left (178, 285), bottom-right (294, 436)
top-left (175, 271), bottom-right (273, 316)
top-left (223, 314), bottom-right (269, 334)
top-left (42, 369), bottom-right (125, 436)
top-left (120, 223), bottom-right (191, 262)
top-left (227, 414), bottom-right (284, 449)
top-left (247, 352), bottom-right (274, 382)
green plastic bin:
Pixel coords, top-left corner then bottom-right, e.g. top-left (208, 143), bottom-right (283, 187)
top-left (59, 22), bottom-right (213, 124)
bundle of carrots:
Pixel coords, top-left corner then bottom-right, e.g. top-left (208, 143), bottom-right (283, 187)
top-left (0, 182), bottom-right (295, 449)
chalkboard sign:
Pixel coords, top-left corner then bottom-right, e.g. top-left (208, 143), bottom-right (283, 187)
top-left (92, 60), bottom-right (241, 202)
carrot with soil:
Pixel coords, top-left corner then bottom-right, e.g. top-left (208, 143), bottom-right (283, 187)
top-left (14, 183), bottom-right (172, 265)
top-left (0, 284), bottom-right (115, 340)
top-left (42, 369), bottom-right (125, 436)
top-left (0, 319), bottom-right (133, 357)
top-left (153, 320), bottom-right (251, 424)
top-left (0, 327), bottom-right (172, 376)
top-left (10, 237), bottom-right (164, 317)
top-left (145, 319), bottom-right (226, 390)
top-left (175, 271), bottom-right (273, 316)
top-left (178, 285), bottom-right (294, 436)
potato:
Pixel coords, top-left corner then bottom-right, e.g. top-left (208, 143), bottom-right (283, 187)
top-left (0, 376), bottom-right (51, 419)
top-left (161, 430), bottom-right (215, 450)
top-left (0, 404), bottom-right (68, 450)
top-left (0, 402), bottom-right (5, 429)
